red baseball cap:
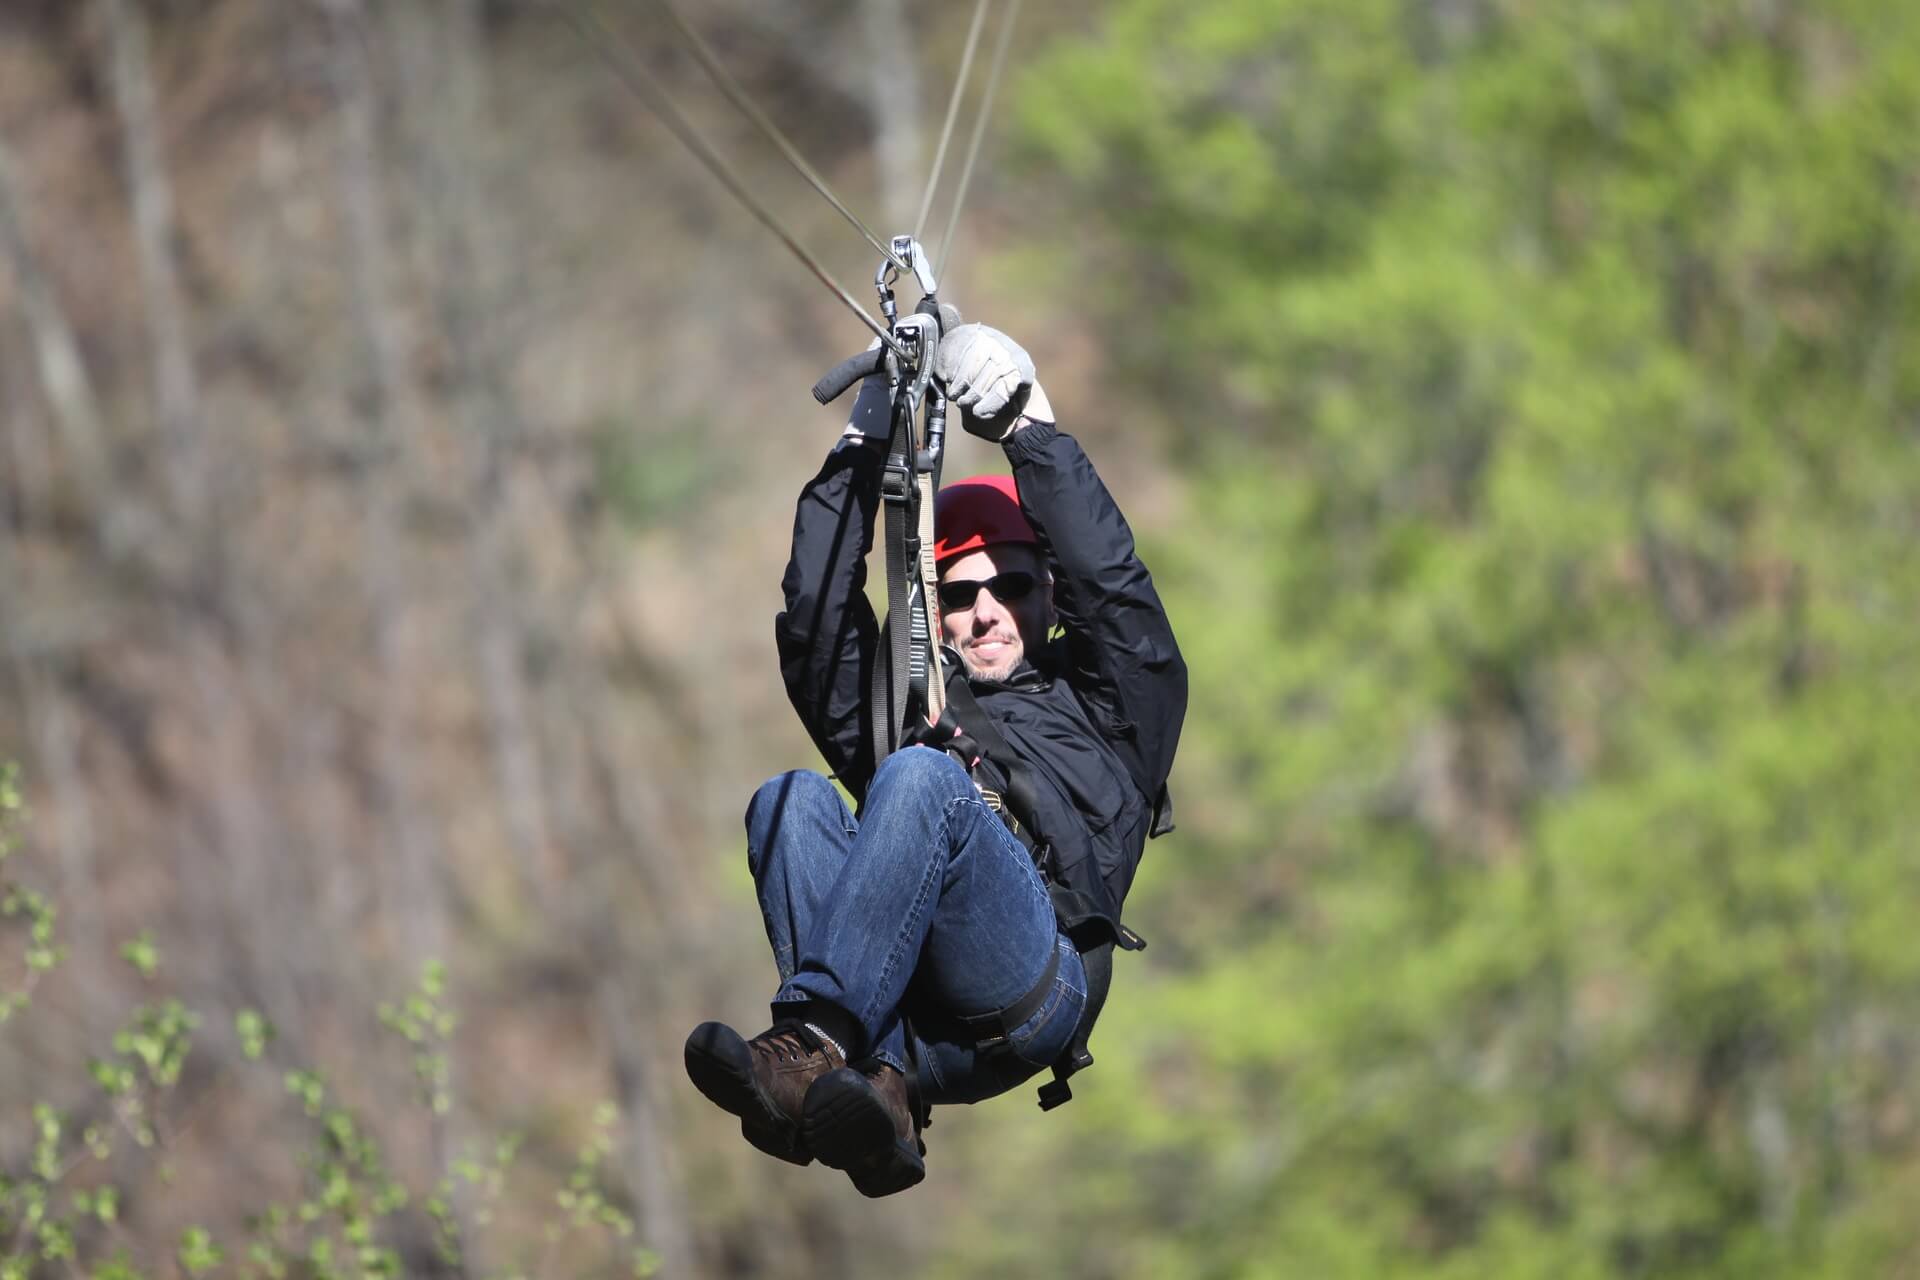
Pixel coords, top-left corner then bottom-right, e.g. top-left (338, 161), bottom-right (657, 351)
top-left (933, 474), bottom-right (1037, 565)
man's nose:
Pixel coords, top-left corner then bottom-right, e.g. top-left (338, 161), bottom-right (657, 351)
top-left (971, 589), bottom-right (1010, 630)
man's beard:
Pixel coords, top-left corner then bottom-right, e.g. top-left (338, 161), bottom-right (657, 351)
top-left (955, 641), bottom-right (1023, 683)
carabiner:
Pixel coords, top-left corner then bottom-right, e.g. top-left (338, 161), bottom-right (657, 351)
top-left (875, 235), bottom-right (939, 334)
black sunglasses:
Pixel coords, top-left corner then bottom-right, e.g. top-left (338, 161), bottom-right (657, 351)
top-left (937, 570), bottom-right (1038, 612)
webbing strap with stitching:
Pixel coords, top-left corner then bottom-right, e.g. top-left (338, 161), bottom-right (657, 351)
top-left (916, 470), bottom-right (946, 723)
top-left (875, 527), bottom-right (910, 766)
top-left (871, 388), bottom-right (918, 769)
top-left (941, 671), bottom-right (1043, 847)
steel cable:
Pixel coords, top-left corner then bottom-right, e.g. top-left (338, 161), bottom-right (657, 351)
top-left (913, 0), bottom-right (993, 244)
top-left (647, 0), bottom-right (911, 276)
top-left (556, 3), bottom-right (905, 357)
top-left (934, 0), bottom-right (1024, 280)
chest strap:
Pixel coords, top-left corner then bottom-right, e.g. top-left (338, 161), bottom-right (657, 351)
top-left (936, 672), bottom-right (1045, 845)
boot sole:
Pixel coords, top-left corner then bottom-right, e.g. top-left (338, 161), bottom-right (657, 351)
top-left (683, 1023), bottom-right (811, 1166)
top-left (802, 1068), bottom-right (925, 1198)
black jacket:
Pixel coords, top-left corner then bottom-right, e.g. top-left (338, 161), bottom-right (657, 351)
top-left (774, 418), bottom-right (1187, 953)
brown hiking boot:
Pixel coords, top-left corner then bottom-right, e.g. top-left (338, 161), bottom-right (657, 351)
top-left (684, 1020), bottom-right (848, 1165)
top-left (802, 1063), bottom-right (927, 1197)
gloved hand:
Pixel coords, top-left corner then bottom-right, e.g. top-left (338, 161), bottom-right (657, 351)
top-left (839, 302), bottom-right (966, 442)
top-left (934, 324), bottom-right (1054, 440)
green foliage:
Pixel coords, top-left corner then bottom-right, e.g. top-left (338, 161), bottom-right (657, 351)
top-left (0, 766), bottom-right (646, 1279)
top-left (235, 1008), bottom-right (273, 1061)
top-left (177, 1226), bottom-right (222, 1274)
top-left (120, 931), bottom-right (160, 979)
top-left (959, 2), bottom-right (1920, 1276)
top-left (544, 1100), bottom-right (645, 1277)
top-left (378, 959), bottom-right (457, 1116)
top-left (0, 765), bottom-right (20, 850)
top-left (112, 1001), bottom-right (198, 1090)
top-left (3, 983), bottom-right (192, 1278)
top-left (0, 767), bottom-right (61, 1025)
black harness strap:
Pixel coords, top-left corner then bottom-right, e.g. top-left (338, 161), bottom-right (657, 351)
top-left (935, 671), bottom-right (1045, 852)
top-left (870, 393), bottom-right (917, 768)
top-left (916, 939), bottom-right (1060, 1054)
top-left (908, 931), bottom-right (1094, 1111)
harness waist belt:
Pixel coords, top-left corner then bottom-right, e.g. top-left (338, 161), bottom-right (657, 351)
top-left (919, 938), bottom-right (1061, 1052)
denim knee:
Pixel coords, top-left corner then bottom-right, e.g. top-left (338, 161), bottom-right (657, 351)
top-left (744, 769), bottom-right (840, 872)
top-left (866, 745), bottom-right (970, 805)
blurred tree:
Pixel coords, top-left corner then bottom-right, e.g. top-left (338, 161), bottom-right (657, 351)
top-left (941, 1), bottom-right (1920, 1275)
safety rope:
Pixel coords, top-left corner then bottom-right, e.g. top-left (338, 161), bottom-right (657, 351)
top-left (935, 0), bottom-right (1024, 279)
top-left (913, 0), bottom-right (993, 242)
top-left (646, 0), bottom-right (912, 278)
top-left (557, 2), bottom-right (906, 359)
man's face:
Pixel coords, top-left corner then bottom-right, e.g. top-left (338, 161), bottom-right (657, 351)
top-left (938, 543), bottom-right (1054, 682)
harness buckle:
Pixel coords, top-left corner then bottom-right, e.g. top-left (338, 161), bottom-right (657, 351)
top-left (881, 459), bottom-right (913, 503)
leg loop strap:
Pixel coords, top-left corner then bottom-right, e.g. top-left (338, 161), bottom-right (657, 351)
top-left (921, 939), bottom-right (1060, 1054)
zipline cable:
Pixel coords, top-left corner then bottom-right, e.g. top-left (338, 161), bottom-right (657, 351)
top-left (647, 0), bottom-right (911, 277)
top-left (557, 2), bottom-right (906, 358)
top-left (913, 0), bottom-right (994, 243)
top-left (935, 0), bottom-right (1023, 280)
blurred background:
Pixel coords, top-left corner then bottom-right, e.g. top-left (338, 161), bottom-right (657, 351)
top-left (1, 0), bottom-right (1917, 1275)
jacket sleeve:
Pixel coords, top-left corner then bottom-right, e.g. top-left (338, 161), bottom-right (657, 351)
top-left (1004, 419), bottom-right (1187, 801)
top-left (774, 438), bottom-right (884, 799)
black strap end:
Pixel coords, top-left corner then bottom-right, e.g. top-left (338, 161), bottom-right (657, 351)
top-left (813, 348), bottom-right (888, 405)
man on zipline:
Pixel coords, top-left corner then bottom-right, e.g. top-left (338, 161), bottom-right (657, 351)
top-left (684, 322), bottom-right (1186, 1197)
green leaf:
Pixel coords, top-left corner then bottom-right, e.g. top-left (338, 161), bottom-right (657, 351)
top-left (119, 932), bottom-right (160, 978)
top-left (177, 1226), bottom-right (223, 1274)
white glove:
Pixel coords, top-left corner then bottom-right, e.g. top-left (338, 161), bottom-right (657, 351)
top-left (935, 324), bottom-right (1045, 439)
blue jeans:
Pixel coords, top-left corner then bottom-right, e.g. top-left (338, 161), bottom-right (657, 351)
top-left (746, 747), bottom-right (1088, 1105)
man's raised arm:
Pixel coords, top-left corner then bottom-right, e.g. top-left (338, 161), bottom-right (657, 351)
top-left (773, 379), bottom-right (891, 799)
top-left (1009, 420), bottom-right (1186, 799)
top-left (936, 323), bottom-right (1188, 800)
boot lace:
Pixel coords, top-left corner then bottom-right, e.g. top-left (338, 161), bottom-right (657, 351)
top-left (749, 1020), bottom-right (827, 1066)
